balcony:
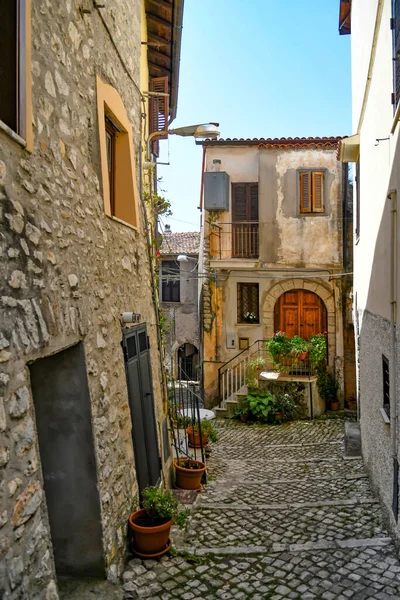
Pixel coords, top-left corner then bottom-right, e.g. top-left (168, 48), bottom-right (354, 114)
top-left (209, 221), bottom-right (259, 260)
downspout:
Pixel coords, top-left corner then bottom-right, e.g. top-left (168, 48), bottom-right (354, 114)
top-left (389, 189), bottom-right (399, 520)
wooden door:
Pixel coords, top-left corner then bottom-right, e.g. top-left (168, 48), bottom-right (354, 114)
top-left (274, 290), bottom-right (327, 339)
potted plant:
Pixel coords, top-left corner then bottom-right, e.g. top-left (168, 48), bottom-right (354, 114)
top-left (266, 331), bottom-right (291, 366)
top-left (273, 393), bottom-right (297, 421)
top-left (289, 335), bottom-right (309, 361)
top-left (175, 458), bottom-right (206, 490)
top-left (246, 391), bottom-right (275, 422)
top-left (128, 485), bottom-right (188, 557)
top-left (187, 419), bottom-right (219, 448)
top-left (234, 397), bottom-right (250, 423)
top-left (317, 368), bottom-right (340, 411)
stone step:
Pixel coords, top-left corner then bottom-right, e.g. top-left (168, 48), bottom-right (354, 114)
top-left (184, 502), bottom-right (387, 551)
top-left (200, 475), bottom-right (374, 506)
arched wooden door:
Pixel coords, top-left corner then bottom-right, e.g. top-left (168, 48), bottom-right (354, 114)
top-left (274, 290), bottom-right (327, 339)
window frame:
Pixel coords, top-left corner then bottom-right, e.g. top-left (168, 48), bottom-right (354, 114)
top-left (382, 354), bottom-right (390, 419)
top-left (355, 158), bottom-right (360, 243)
top-left (105, 118), bottom-right (117, 216)
top-left (298, 169), bottom-right (326, 215)
top-left (161, 260), bottom-right (180, 303)
top-left (392, 0), bottom-right (400, 111)
top-left (237, 282), bottom-right (259, 325)
top-left (0, 0), bottom-right (32, 150)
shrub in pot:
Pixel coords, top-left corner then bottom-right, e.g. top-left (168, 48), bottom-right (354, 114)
top-left (289, 335), bottom-right (310, 361)
top-left (273, 393), bottom-right (297, 421)
top-left (187, 419), bottom-right (219, 448)
top-left (128, 485), bottom-right (188, 557)
top-left (266, 331), bottom-right (291, 366)
top-left (175, 458), bottom-right (206, 489)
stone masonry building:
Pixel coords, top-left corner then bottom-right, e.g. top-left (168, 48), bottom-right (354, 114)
top-left (0, 0), bottom-right (183, 597)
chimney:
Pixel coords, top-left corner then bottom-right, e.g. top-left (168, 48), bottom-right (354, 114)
top-left (213, 159), bottom-right (221, 172)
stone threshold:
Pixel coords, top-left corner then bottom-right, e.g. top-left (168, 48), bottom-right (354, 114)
top-left (197, 497), bottom-right (378, 511)
top-left (177, 537), bottom-right (393, 557)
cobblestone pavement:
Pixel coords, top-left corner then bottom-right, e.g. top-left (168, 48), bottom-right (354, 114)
top-left (122, 418), bottom-right (400, 599)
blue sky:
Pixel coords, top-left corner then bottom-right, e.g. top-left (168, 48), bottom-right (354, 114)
top-left (158, 0), bottom-right (351, 233)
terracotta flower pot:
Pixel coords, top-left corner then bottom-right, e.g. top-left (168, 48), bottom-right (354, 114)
top-left (128, 509), bottom-right (172, 556)
top-left (330, 401), bottom-right (339, 411)
top-left (298, 351), bottom-right (309, 361)
top-left (186, 426), bottom-right (208, 448)
top-left (274, 411), bottom-right (284, 420)
top-left (175, 459), bottom-right (206, 490)
top-left (240, 413), bottom-right (248, 423)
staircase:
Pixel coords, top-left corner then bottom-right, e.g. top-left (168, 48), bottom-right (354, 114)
top-left (216, 340), bottom-right (268, 418)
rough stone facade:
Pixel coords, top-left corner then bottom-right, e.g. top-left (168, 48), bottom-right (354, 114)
top-left (160, 231), bottom-right (200, 379)
top-left (0, 1), bottom-right (169, 597)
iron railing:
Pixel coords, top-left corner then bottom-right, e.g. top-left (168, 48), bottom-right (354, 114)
top-left (168, 370), bottom-right (206, 466)
top-left (209, 221), bottom-right (259, 259)
top-left (218, 340), bottom-right (316, 406)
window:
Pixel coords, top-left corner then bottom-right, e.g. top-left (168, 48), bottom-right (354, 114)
top-left (232, 183), bottom-right (259, 258)
top-left (96, 77), bottom-right (138, 228)
top-left (299, 171), bottom-right (325, 213)
top-left (149, 77), bottom-right (169, 157)
top-left (0, 0), bottom-right (31, 145)
top-left (237, 283), bottom-right (259, 324)
top-left (392, 0), bottom-right (400, 109)
top-left (161, 260), bottom-right (180, 303)
top-left (383, 355), bottom-right (390, 418)
top-left (355, 159), bottom-right (360, 241)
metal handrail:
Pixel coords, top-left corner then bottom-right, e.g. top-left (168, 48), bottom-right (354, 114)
top-left (218, 340), bottom-right (267, 376)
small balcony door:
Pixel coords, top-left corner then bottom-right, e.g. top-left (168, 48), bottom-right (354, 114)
top-left (232, 183), bottom-right (259, 258)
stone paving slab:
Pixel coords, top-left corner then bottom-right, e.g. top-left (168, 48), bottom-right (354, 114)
top-left (122, 545), bottom-right (400, 599)
top-left (185, 503), bottom-right (386, 549)
top-left (211, 440), bottom-right (346, 462)
top-left (213, 419), bottom-right (345, 444)
top-left (208, 455), bottom-right (366, 482)
top-left (200, 476), bottom-right (374, 505)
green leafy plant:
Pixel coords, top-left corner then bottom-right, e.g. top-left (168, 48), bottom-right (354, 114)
top-left (246, 392), bottom-right (275, 422)
top-left (308, 333), bottom-right (327, 368)
top-left (246, 356), bottom-right (267, 388)
top-left (317, 368), bottom-right (339, 407)
top-left (273, 393), bottom-right (297, 419)
top-left (289, 335), bottom-right (309, 357)
top-left (191, 419), bottom-right (219, 443)
top-left (141, 485), bottom-right (189, 528)
top-left (266, 331), bottom-right (292, 365)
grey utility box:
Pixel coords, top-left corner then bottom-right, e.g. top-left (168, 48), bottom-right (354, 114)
top-left (204, 171), bottom-right (229, 211)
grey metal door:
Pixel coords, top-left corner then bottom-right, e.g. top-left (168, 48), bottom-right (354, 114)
top-left (122, 324), bottom-right (161, 493)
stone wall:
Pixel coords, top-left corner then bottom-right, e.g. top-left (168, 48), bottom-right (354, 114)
top-left (0, 1), bottom-right (167, 597)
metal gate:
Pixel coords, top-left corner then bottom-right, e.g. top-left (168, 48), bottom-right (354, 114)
top-left (122, 324), bottom-right (161, 493)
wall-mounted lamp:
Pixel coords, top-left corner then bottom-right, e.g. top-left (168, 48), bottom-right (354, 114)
top-left (146, 123), bottom-right (220, 163)
top-left (121, 312), bottom-right (141, 324)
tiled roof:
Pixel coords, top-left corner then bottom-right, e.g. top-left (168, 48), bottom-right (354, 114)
top-left (160, 231), bottom-right (200, 255)
top-left (198, 136), bottom-right (343, 149)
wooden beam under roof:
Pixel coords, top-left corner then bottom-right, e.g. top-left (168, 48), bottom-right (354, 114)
top-left (148, 48), bottom-right (172, 70)
top-left (146, 13), bottom-right (172, 40)
top-left (148, 31), bottom-right (172, 56)
top-left (146, 0), bottom-right (173, 16)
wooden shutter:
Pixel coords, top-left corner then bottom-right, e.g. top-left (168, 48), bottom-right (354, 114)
top-left (355, 159), bottom-right (360, 240)
top-left (232, 184), bottom-right (247, 222)
top-left (299, 172), bottom-right (311, 213)
top-left (312, 172), bottom-right (324, 212)
top-left (149, 77), bottom-right (169, 139)
top-left (393, 0), bottom-right (400, 107)
top-left (249, 184), bottom-right (259, 221)
top-left (0, 1), bottom-right (18, 132)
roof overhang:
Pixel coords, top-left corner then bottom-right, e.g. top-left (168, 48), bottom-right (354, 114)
top-left (338, 134), bottom-right (360, 162)
top-left (145, 0), bottom-right (184, 124)
top-left (339, 0), bottom-right (352, 35)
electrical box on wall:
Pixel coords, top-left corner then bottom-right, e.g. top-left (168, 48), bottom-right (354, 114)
top-left (226, 333), bottom-right (236, 349)
top-left (204, 172), bottom-right (229, 211)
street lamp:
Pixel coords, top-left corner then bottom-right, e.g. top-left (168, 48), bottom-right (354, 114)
top-left (146, 122), bottom-right (220, 162)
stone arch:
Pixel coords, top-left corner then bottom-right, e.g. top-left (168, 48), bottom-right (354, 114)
top-left (262, 278), bottom-right (336, 365)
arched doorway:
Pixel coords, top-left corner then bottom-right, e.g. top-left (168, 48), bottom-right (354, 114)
top-left (177, 343), bottom-right (199, 381)
top-left (274, 290), bottom-right (327, 339)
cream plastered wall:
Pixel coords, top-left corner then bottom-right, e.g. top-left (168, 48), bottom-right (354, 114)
top-left (352, 0), bottom-right (400, 320)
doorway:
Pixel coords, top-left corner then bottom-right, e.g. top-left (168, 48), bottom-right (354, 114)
top-left (30, 343), bottom-right (105, 578)
top-left (122, 324), bottom-right (161, 494)
top-left (274, 290), bottom-right (327, 339)
top-left (177, 343), bottom-right (199, 381)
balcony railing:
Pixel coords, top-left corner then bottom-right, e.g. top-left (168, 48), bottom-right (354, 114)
top-left (209, 221), bottom-right (259, 260)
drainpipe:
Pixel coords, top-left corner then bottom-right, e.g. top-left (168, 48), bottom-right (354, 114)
top-left (389, 189), bottom-right (398, 520)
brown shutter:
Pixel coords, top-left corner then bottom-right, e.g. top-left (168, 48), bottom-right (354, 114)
top-left (249, 184), bottom-right (259, 221)
top-left (149, 76), bottom-right (169, 139)
top-left (232, 184), bottom-right (247, 222)
top-left (312, 172), bottom-right (324, 212)
top-left (299, 172), bottom-right (311, 212)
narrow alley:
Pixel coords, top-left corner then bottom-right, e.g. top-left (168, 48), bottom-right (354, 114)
top-left (122, 418), bottom-right (400, 599)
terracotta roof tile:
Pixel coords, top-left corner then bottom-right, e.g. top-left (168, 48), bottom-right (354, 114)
top-left (160, 231), bottom-right (200, 255)
top-left (198, 136), bottom-right (344, 149)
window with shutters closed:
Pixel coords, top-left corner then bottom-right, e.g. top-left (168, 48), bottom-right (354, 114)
top-left (149, 77), bottom-right (169, 157)
top-left (232, 183), bottom-right (259, 258)
top-left (237, 283), bottom-right (259, 324)
top-left (392, 0), bottom-right (400, 109)
top-left (161, 260), bottom-right (180, 303)
top-left (298, 170), bottom-right (325, 214)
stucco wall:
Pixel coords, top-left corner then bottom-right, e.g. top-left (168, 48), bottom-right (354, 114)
top-left (0, 2), bottom-right (167, 597)
top-left (161, 256), bottom-right (199, 376)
